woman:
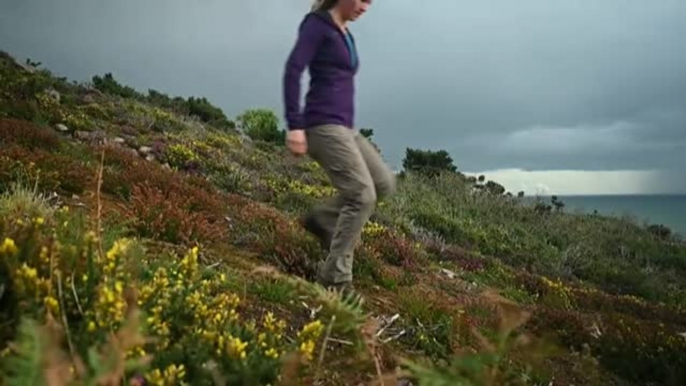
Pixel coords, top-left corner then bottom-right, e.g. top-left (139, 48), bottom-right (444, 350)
top-left (282, 0), bottom-right (395, 293)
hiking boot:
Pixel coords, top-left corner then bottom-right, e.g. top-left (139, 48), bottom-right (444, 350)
top-left (299, 213), bottom-right (332, 251)
top-left (315, 261), bottom-right (356, 297)
top-left (320, 279), bottom-right (356, 297)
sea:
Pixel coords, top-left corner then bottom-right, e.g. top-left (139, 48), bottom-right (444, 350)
top-left (524, 195), bottom-right (686, 238)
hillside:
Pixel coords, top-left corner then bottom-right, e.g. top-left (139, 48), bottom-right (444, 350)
top-left (1, 50), bottom-right (686, 385)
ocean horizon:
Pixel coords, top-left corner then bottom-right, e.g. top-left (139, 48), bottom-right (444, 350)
top-left (523, 194), bottom-right (686, 237)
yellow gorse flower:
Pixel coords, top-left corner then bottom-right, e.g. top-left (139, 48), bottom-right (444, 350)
top-left (44, 296), bottom-right (59, 314)
top-left (179, 246), bottom-right (199, 277)
top-left (1, 238), bottom-right (18, 256)
top-left (146, 364), bottom-right (186, 386)
top-left (299, 340), bottom-right (316, 362)
top-left (227, 336), bottom-right (248, 360)
top-left (265, 347), bottom-right (279, 359)
top-left (263, 312), bottom-right (286, 336)
top-left (363, 221), bottom-right (387, 238)
top-left (298, 320), bottom-right (324, 341)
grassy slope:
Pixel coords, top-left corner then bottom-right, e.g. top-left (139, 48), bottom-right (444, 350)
top-left (1, 51), bottom-right (686, 385)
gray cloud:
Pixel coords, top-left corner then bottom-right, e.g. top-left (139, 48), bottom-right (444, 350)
top-left (1, 0), bottom-right (685, 191)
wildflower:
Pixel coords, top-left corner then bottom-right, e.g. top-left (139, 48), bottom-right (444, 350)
top-left (258, 332), bottom-right (268, 347)
top-left (363, 222), bottom-right (386, 238)
top-left (298, 320), bottom-right (324, 341)
top-left (87, 321), bottom-right (96, 332)
top-left (84, 231), bottom-right (97, 243)
top-left (34, 217), bottom-right (45, 226)
top-left (44, 296), bottom-right (59, 314)
top-left (179, 246), bottom-right (199, 277)
top-left (40, 246), bottom-right (49, 264)
top-left (1, 238), bottom-right (18, 256)
top-left (299, 340), bottom-right (316, 361)
top-left (146, 364), bottom-right (186, 386)
top-left (264, 312), bottom-right (278, 332)
top-left (105, 238), bottom-right (131, 263)
top-left (227, 336), bottom-right (248, 360)
top-left (265, 347), bottom-right (279, 359)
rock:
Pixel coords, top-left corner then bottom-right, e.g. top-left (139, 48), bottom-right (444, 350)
top-left (55, 123), bottom-right (70, 133)
top-left (138, 146), bottom-right (153, 155)
top-left (46, 89), bottom-right (61, 103)
top-left (12, 56), bottom-right (37, 73)
top-left (440, 268), bottom-right (457, 279)
top-left (73, 130), bottom-right (107, 145)
top-left (162, 163), bottom-right (171, 170)
top-left (113, 137), bottom-right (126, 144)
top-left (145, 155), bottom-right (156, 162)
top-left (397, 379), bottom-right (414, 386)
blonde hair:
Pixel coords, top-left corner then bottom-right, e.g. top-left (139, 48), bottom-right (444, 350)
top-left (311, 0), bottom-right (337, 11)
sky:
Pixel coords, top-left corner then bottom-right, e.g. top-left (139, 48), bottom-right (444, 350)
top-left (1, 0), bottom-right (685, 195)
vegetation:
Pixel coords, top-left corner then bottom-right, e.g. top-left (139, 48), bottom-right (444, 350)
top-left (237, 109), bottom-right (285, 145)
top-left (1, 50), bottom-right (685, 385)
top-left (401, 148), bottom-right (458, 178)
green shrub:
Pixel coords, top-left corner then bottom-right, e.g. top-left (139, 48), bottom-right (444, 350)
top-left (237, 109), bottom-right (284, 144)
top-left (92, 73), bottom-right (144, 99)
top-left (402, 148), bottom-right (457, 177)
top-left (186, 96), bottom-right (234, 129)
top-left (166, 143), bottom-right (200, 170)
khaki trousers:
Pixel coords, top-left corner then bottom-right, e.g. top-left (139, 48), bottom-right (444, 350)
top-left (306, 125), bottom-right (396, 284)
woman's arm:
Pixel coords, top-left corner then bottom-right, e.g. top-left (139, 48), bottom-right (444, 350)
top-left (283, 15), bottom-right (326, 131)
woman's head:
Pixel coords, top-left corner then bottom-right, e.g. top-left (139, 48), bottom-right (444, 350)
top-left (312, 0), bottom-right (372, 22)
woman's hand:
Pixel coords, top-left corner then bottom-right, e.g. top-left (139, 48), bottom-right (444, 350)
top-left (286, 129), bottom-right (308, 156)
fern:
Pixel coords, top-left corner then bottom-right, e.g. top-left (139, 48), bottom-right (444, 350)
top-left (310, 285), bottom-right (368, 335)
top-left (2, 318), bottom-right (45, 386)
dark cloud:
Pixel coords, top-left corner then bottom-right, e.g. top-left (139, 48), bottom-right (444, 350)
top-left (1, 0), bottom-right (684, 191)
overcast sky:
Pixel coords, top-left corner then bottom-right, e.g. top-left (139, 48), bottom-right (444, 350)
top-left (1, 0), bottom-right (685, 194)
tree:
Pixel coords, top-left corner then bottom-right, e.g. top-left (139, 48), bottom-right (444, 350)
top-left (186, 96), bottom-right (234, 129)
top-left (485, 181), bottom-right (506, 195)
top-left (551, 196), bottom-right (565, 212)
top-left (237, 108), bottom-right (284, 144)
top-left (92, 73), bottom-right (143, 99)
top-left (359, 128), bottom-right (374, 139)
top-left (402, 148), bottom-right (457, 177)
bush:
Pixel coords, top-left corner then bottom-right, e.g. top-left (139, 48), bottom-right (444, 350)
top-left (402, 148), bottom-right (457, 177)
top-left (186, 96), bottom-right (234, 128)
top-left (92, 73), bottom-right (144, 100)
top-left (0, 205), bottom-right (331, 385)
top-left (0, 118), bottom-right (60, 150)
top-left (165, 143), bottom-right (200, 171)
top-left (0, 145), bottom-right (92, 195)
top-left (129, 183), bottom-right (225, 245)
top-left (229, 196), bottom-right (321, 278)
top-left (237, 109), bottom-right (285, 144)
top-left (360, 222), bottom-right (426, 270)
top-left (530, 307), bottom-right (686, 385)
